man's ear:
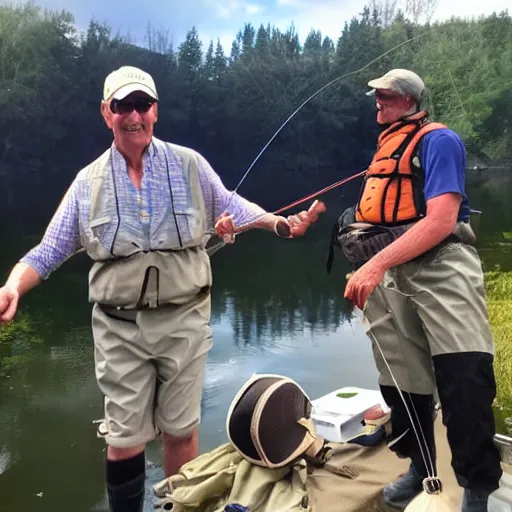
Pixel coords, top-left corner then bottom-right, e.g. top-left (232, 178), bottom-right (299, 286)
top-left (406, 95), bottom-right (417, 111)
top-left (101, 100), bottom-right (113, 129)
top-left (153, 102), bottom-right (158, 123)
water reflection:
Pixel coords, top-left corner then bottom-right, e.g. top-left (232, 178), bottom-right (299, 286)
top-left (467, 176), bottom-right (512, 270)
top-left (0, 175), bottom-right (510, 511)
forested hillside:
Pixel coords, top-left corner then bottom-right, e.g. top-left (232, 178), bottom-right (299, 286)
top-left (1, 1), bottom-right (511, 226)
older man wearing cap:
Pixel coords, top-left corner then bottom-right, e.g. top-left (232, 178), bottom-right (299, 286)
top-left (339, 69), bottom-right (502, 511)
top-left (0, 65), bottom-right (318, 512)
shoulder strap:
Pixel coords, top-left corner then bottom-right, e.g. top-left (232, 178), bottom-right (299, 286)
top-left (404, 122), bottom-right (447, 218)
top-left (402, 122), bottom-right (446, 163)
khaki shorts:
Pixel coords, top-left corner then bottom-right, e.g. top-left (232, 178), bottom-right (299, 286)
top-left (362, 242), bottom-right (494, 395)
top-left (92, 292), bottom-right (213, 448)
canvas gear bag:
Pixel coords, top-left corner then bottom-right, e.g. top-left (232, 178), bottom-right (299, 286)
top-left (153, 442), bottom-right (313, 512)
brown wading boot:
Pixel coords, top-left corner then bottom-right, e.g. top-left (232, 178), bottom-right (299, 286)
top-left (382, 461), bottom-right (425, 509)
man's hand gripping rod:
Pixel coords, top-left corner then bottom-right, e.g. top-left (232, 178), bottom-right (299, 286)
top-left (214, 199), bottom-right (326, 243)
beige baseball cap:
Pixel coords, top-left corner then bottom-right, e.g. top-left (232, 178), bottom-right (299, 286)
top-left (367, 68), bottom-right (425, 102)
top-left (103, 65), bottom-right (158, 101)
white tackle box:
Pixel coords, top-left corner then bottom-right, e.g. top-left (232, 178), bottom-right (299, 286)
top-left (311, 386), bottom-right (389, 443)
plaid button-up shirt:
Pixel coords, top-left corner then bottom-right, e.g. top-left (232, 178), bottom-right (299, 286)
top-left (20, 140), bottom-right (266, 279)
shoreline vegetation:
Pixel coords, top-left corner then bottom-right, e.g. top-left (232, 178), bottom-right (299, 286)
top-left (486, 270), bottom-right (512, 434)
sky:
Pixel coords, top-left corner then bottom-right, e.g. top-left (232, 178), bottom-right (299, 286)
top-left (4, 0), bottom-right (511, 53)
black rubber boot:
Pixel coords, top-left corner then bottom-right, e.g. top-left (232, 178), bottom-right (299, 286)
top-left (379, 385), bottom-right (437, 477)
top-left (106, 472), bottom-right (145, 512)
top-left (433, 352), bottom-right (502, 491)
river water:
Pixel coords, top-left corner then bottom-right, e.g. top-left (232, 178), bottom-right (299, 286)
top-left (0, 174), bottom-right (510, 512)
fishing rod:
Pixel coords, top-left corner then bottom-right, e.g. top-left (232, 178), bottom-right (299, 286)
top-left (236, 168), bottom-right (367, 234)
top-left (207, 168), bottom-right (367, 256)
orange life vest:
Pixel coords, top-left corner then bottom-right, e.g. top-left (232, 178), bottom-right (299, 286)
top-left (355, 111), bottom-right (446, 225)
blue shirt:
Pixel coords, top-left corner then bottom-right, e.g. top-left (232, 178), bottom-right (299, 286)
top-left (419, 128), bottom-right (470, 222)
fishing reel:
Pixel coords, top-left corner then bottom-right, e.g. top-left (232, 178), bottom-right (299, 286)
top-left (274, 199), bottom-right (326, 238)
top-left (213, 199), bottom-right (326, 245)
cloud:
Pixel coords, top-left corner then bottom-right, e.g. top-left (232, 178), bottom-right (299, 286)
top-left (12, 0), bottom-right (511, 58)
top-left (272, 0), bottom-right (362, 43)
top-left (203, 0), bottom-right (266, 19)
top-left (215, 4), bottom-right (235, 19)
top-left (430, 0), bottom-right (511, 21)
top-left (246, 3), bottom-right (265, 15)
top-left (270, 0), bottom-right (512, 44)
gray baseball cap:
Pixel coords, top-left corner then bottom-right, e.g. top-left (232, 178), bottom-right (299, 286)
top-left (366, 68), bottom-right (425, 102)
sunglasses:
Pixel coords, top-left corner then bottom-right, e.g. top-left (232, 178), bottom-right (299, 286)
top-left (110, 98), bottom-right (156, 115)
top-left (375, 90), bottom-right (401, 102)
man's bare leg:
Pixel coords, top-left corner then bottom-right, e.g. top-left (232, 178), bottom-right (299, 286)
top-left (162, 428), bottom-right (199, 477)
top-left (108, 444), bottom-right (145, 461)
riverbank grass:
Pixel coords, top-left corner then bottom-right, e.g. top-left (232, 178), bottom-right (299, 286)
top-left (485, 270), bottom-right (512, 412)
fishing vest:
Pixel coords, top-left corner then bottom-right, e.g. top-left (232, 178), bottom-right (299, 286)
top-left (355, 110), bottom-right (446, 225)
top-left (75, 138), bottom-right (212, 309)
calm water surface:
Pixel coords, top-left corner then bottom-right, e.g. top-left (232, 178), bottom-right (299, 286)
top-left (0, 175), bottom-right (511, 512)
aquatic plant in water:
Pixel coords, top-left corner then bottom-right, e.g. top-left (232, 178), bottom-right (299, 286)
top-left (0, 313), bottom-right (42, 376)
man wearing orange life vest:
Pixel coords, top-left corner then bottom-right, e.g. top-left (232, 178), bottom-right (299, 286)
top-left (342, 69), bottom-right (502, 511)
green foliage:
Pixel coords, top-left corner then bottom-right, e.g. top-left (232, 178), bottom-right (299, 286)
top-left (0, 312), bottom-right (43, 376)
top-left (484, 270), bottom-right (512, 425)
top-left (485, 267), bottom-right (512, 301)
top-left (0, 1), bottom-right (511, 226)
top-left (0, 314), bottom-right (41, 346)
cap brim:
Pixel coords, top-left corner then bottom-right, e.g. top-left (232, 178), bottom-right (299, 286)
top-left (111, 83), bottom-right (158, 101)
top-left (367, 77), bottom-right (395, 90)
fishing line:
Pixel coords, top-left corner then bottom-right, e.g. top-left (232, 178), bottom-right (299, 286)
top-left (240, 59), bottom-right (272, 103)
top-left (209, 25), bottom-right (441, 492)
top-left (447, 68), bottom-right (467, 117)
top-left (224, 30), bottom-right (428, 213)
top-left (363, 313), bottom-right (439, 492)
top-left (365, 314), bottom-right (437, 483)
